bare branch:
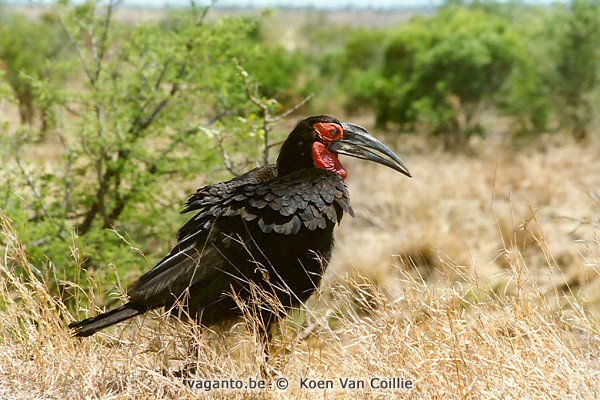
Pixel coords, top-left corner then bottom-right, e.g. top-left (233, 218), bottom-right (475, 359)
top-left (154, 60), bottom-right (171, 92)
top-left (235, 59), bottom-right (272, 166)
top-left (215, 131), bottom-right (243, 176)
top-left (93, 0), bottom-right (117, 82)
top-left (55, 112), bottom-right (73, 221)
top-left (56, 11), bottom-right (94, 84)
top-left (13, 143), bottom-right (49, 221)
top-left (191, 0), bottom-right (217, 26)
top-left (13, 138), bottom-right (67, 240)
top-left (235, 59), bottom-right (269, 115)
top-left (269, 93), bottom-right (314, 123)
top-left (266, 139), bottom-right (285, 149)
top-left (235, 59), bottom-right (313, 167)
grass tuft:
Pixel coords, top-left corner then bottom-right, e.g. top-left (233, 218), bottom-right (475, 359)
top-left (2, 138), bottom-right (600, 398)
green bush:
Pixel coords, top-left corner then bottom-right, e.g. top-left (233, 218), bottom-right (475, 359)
top-left (376, 7), bottom-right (520, 147)
top-left (551, 0), bottom-right (600, 140)
top-left (0, 12), bottom-right (67, 130)
top-left (492, 4), bottom-right (556, 136)
top-left (0, 2), bottom-right (299, 305)
top-left (246, 45), bottom-right (313, 107)
top-left (339, 29), bottom-right (387, 114)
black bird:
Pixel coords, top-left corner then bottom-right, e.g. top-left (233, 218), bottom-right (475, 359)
top-left (69, 115), bottom-right (411, 339)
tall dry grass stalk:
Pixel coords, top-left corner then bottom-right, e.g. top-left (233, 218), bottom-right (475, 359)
top-left (2, 208), bottom-right (600, 398)
top-left (2, 138), bottom-right (600, 398)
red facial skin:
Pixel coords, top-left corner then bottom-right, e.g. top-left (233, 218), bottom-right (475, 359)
top-left (311, 122), bottom-right (347, 180)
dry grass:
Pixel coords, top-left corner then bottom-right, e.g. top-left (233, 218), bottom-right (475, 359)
top-left (1, 135), bottom-right (600, 399)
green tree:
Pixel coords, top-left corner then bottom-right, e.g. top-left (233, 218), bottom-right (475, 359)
top-left (493, 4), bottom-right (556, 136)
top-left (0, 1), bottom-right (295, 303)
top-left (376, 7), bottom-right (520, 148)
top-left (0, 12), bottom-right (67, 130)
top-left (552, 0), bottom-right (600, 140)
top-left (338, 29), bottom-right (387, 114)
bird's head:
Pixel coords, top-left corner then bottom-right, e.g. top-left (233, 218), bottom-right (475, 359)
top-left (276, 115), bottom-right (411, 180)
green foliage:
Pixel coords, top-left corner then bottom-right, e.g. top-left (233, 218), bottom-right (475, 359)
top-left (494, 5), bottom-right (556, 136)
top-left (245, 45), bottom-right (312, 106)
top-left (0, 12), bottom-right (67, 129)
top-left (340, 29), bottom-right (387, 72)
top-left (376, 7), bottom-right (520, 146)
top-left (338, 29), bottom-right (387, 114)
top-left (497, 0), bottom-right (600, 139)
top-left (0, 2), bottom-right (303, 304)
top-left (551, 0), bottom-right (600, 140)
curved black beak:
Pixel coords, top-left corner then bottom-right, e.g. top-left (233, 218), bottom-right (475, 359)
top-left (328, 122), bottom-right (412, 178)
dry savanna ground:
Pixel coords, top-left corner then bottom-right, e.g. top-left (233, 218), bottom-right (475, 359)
top-left (1, 122), bottom-right (600, 399)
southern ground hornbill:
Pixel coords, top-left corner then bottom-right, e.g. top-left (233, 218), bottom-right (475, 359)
top-left (69, 115), bottom-right (411, 342)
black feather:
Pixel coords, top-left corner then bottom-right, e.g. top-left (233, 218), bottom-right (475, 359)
top-left (67, 116), bottom-right (378, 342)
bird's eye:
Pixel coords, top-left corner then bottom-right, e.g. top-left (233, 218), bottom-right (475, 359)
top-left (314, 122), bottom-right (343, 143)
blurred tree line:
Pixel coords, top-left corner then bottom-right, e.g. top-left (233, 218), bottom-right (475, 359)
top-left (325, 0), bottom-right (600, 144)
top-left (0, 0), bottom-right (599, 306)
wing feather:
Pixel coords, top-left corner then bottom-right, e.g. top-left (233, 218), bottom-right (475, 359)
top-left (130, 166), bottom-right (352, 307)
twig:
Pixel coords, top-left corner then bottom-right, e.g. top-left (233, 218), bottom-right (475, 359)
top-left (56, 11), bottom-right (94, 84)
top-left (191, 0), bottom-right (216, 26)
top-left (269, 93), bottom-right (314, 124)
top-left (215, 131), bottom-right (242, 176)
top-left (235, 60), bottom-right (271, 166)
top-left (13, 139), bottom-right (67, 240)
top-left (266, 139), bottom-right (286, 149)
top-left (90, 0), bottom-right (116, 83)
top-left (55, 111), bottom-right (73, 221)
top-left (235, 59), bottom-right (313, 167)
top-left (128, 0), bottom-right (212, 140)
top-left (13, 141), bottom-right (49, 221)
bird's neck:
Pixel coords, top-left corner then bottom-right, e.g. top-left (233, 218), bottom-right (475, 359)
top-left (276, 139), bottom-right (315, 177)
top-left (277, 138), bottom-right (347, 180)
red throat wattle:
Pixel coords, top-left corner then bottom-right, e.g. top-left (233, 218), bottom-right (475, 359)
top-left (312, 142), bottom-right (347, 180)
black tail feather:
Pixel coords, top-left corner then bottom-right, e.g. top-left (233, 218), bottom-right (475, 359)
top-left (69, 304), bottom-right (146, 337)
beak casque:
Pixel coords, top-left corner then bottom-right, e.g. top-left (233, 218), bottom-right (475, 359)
top-left (328, 123), bottom-right (412, 178)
